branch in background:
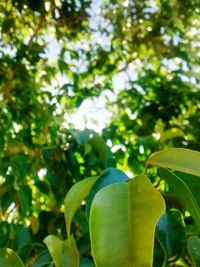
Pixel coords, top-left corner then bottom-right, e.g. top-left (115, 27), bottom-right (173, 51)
top-left (6, 144), bottom-right (40, 157)
top-left (27, 14), bottom-right (46, 48)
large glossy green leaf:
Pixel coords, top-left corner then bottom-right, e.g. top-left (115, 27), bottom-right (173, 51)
top-left (65, 176), bottom-right (98, 237)
top-left (187, 236), bottom-right (200, 267)
top-left (157, 168), bottom-right (200, 232)
top-left (89, 174), bottom-right (165, 266)
top-left (0, 248), bottom-right (25, 267)
top-left (174, 171), bottom-right (200, 207)
top-left (156, 210), bottom-right (186, 261)
top-left (86, 167), bottom-right (129, 218)
top-left (147, 148), bottom-right (200, 176)
top-left (44, 235), bottom-right (79, 267)
top-left (153, 238), bottom-right (167, 267)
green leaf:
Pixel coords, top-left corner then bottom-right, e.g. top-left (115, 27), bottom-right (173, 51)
top-left (1, 190), bottom-right (16, 213)
top-left (89, 174), bottom-right (165, 266)
top-left (44, 235), bottom-right (79, 267)
top-left (187, 236), bottom-right (200, 267)
top-left (17, 185), bottom-right (32, 217)
top-left (42, 145), bottom-right (59, 160)
top-left (70, 129), bottom-right (91, 145)
top-left (84, 143), bottom-right (92, 155)
top-left (174, 171), bottom-right (200, 208)
top-left (157, 168), bottom-right (200, 232)
top-left (13, 225), bottom-right (32, 251)
top-left (65, 176), bottom-right (98, 237)
top-left (80, 257), bottom-right (94, 267)
top-left (89, 134), bottom-right (107, 166)
top-left (156, 210), bottom-right (186, 261)
top-left (153, 238), bottom-right (167, 267)
top-left (147, 148), bottom-right (200, 176)
top-left (0, 248), bottom-right (25, 267)
top-left (159, 128), bottom-right (185, 143)
top-left (32, 250), bottom-right (51, 267)
top-left (86, 167), bottom-right (129, 218)
top-left (0, 222), bottom-right (10, 247)
top-left (35, 180), bottom-right (50, 195)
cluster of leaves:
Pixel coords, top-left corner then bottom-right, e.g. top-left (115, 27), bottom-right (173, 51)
top-left (0, 0), bottom-right (200, 266)
top-left (5, 148), bottom-right (200, 266)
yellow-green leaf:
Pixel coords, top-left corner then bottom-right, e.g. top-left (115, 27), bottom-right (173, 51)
top-left (0, 248), bottom-right (25, 267)
top-left (65, 176), bottom-right (98, 237)
top-left (86, 168), bottom-right (129, 219)
top-left (158, 168), bottom-right (200, 232)
top-left (44, 235), bottom-right (79, 267)
top-left (89, 175), bottom-right (165, 267)
top-left (159, 128), bottom-right (184, 143)
top-left (147, 148), bottom-right (200, 176)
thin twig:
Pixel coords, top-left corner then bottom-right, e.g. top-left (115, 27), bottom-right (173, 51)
top-left (27, 14), bottom-right (46, 48)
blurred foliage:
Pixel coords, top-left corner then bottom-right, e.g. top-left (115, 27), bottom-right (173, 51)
top-left (0, 0), bottom-right (200, 265)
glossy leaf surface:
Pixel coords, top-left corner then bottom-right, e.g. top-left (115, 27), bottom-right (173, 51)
top-left (153, 239), bottom-right (167, 267)
top-left (44, 235), bottom-right (79, 267)
top-left (174, 171), bottom-right (200, 207)
top-left (86, 167), bottom-right (129, 218)
top-left (90, 175), bottom-right (165, 266)
top-left (1, 0), bottom-right (200, 264)
top-left (0, 248), bottom-right (25, 267)
top-left (187, 236), bottom-right (200, 267)
top-left (65, 176), bottom-right (98, 236)
top-left (156, 210), bottom-right (186, 261)
top-left (158, 168), bottom-right (200, 232)
top-left (147, 148), bottom-right (200, 176)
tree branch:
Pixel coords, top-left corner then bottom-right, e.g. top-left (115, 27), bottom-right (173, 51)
top-left (27, 14), bottom-right (46, 48)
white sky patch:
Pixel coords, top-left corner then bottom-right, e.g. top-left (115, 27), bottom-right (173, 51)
top-left (38, 168), bottom-right (47, 180)
top-left (106, 139), bottom-right (112, 147)
top-left (111, 144), bottom-right (126, 153)
top-left (45, 37), bottom-right (62, 61)
top-left (112, 71), bottom-right (129, 92)
top-left (13, 122), bottom-right (23, 133)
top-left (124, 170), bottom-right (133, 179)
top-left (65, 92), bottom-right (114, 133)
top-left (7, 203), bottom-right (16, 223)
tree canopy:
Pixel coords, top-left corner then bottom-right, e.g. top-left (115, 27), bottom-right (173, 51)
top-left (0, 0), bottom-right (200, 266)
